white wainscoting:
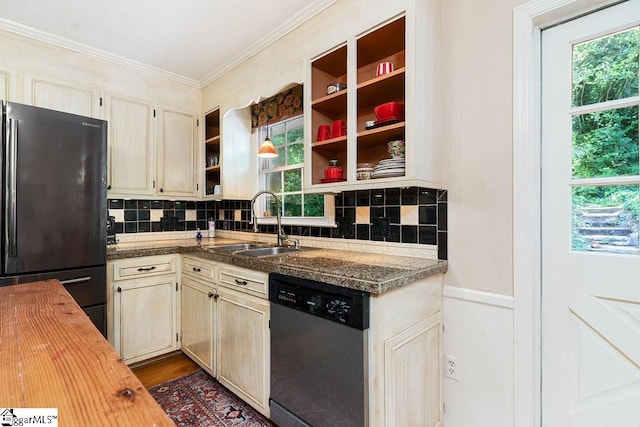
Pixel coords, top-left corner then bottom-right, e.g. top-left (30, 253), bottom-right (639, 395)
top-left (443, 286), bottom-right (514, 427)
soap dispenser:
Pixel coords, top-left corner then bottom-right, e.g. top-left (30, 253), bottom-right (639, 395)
top-left (208, 218), bottom-right (215, 238)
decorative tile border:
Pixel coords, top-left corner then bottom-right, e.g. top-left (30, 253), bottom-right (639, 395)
top-left (108, 186), bottom-right (448, 259)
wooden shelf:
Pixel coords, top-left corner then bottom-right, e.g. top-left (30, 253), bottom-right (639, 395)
top-left (204, 108), bottom-right (221, 197)
top-left (357, 122), bottom-right (405, 149)
top-left (357, 68), bottom-right (405, 108)
top-left (312, 136), bottom-right (348, 153)
top-left (311, 91), bottom-right (347, 115)
top-left (205, 135), bottom-right (220, 145)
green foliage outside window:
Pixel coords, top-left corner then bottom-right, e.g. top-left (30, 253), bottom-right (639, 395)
top-left (570, 27), bottom-right (639, 252)
top-left (261, 115), bottom-right (325, 218)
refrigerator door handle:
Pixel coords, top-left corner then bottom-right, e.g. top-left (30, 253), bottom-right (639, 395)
top-left (6, 118), bottom-right (17, 258)
top-left (59, 276), bottom-right (91, 285)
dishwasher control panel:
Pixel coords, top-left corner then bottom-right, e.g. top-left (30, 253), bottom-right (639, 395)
top-left (269, 273), bottom-right (369, 330)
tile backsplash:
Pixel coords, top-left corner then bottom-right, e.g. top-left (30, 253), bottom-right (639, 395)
top-left (108, 186), bottom-right (448, 259)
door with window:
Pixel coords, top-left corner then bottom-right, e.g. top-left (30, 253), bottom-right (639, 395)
top-left (541, 2), bottom-right (640, 425)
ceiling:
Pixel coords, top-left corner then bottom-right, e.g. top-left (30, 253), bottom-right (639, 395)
top-left (0, 0), bottom-right (334, 86)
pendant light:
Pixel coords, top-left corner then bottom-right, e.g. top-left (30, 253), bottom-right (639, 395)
top-left (258, 137), bottom-right (277, 158)
top-left (258, 123), bottom-right (278, 158)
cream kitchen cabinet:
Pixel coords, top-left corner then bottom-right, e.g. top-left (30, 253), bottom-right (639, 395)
top-left (105, 93), bottom-right (197, 199)
top-left (108, 255), bottom-right (180, 364)
top-left (156, 106), bottom-right (198, 198)
top-left (368, 273), bottom-right (443, 426)
top-left (23, 73), bottom-right (100, 118)
top-left (216, 284), bottom-right (270, 418)
top-left (0, 66), bottom-right (18, 102)
top-left (181, 256), bottom-right (218, 376)
top-left (180, 257), bottom-right (270, 418)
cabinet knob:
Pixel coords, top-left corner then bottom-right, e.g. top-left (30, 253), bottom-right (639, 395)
top-left (214, 293), bottom-right (219, 300)
top-left (208, 292), bottom-right (214, 298)
top-left (160, 188), bottom-right (164, 193)
top-left (107, 185), bottom-right (112, 190)
top-left (117, 286), bottom-right (122, 293)
top-left (193, 267), bottom-right (201, 272)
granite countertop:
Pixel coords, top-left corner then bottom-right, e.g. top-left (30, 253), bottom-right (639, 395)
top-left (107, 238), bottom-right (447, 294)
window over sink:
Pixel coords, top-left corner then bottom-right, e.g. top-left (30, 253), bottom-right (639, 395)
top-left (257, 115), bottom-right (335, 227)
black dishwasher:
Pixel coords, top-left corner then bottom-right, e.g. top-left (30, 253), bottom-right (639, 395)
top-left (269, 273), bottom-right (370, 427)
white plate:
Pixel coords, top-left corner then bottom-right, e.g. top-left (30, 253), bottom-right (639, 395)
top-left (377, 158), bottom-right (405, 165)
top-left (371, 167), bottom-right (405, 176)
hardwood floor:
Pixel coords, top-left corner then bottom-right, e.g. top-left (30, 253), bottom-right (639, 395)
top-left (131, 351), bottom-right (200, 388)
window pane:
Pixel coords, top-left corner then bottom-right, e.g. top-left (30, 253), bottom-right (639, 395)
top-left (266, 171), bottom-right (282, 193)
top-left (264, 199), bottom-right (278, 217)
top-left (271, 122), bottom-right (286, 146)
top-left (572, 185), bottom-right (639, 254)
top-left (284, 169), bottom-right (302, 192)
top-left (288, 142), bottom-right (304, 165)
top-left (304, 194), bottom-right (325, 217)
top-left (284, 194), bottom-right (302, 217)
top-left (287, 119), bottom-right (304, 143)
top-left (572, 106), bottom-right (639, 178)
top-left (572, 27), bottom-right (639, 107)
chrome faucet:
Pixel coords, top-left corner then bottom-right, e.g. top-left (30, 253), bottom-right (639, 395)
top-left (250, 190), bottom-right (288, 246)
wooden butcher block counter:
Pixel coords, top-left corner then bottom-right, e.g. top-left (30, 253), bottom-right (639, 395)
top-left (0, 280), bottom-right (173, 427)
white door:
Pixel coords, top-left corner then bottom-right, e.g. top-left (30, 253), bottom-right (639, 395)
top-left (542, 2), bottom-right (640, 425)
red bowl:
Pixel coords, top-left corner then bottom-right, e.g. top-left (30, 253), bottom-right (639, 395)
top-left (374, 102), bottom-right (404, 121)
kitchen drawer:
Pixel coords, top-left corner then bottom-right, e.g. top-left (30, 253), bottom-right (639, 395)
top-left (111, 255), bottom-right (178, 282)
top-left (219, 264), bottom-right (268, 298)
top-left (183, 256), bottom-right (217, 282)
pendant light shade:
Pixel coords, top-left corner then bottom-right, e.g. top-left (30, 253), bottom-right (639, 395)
top-left (258, 137), bottom-right (278, 158)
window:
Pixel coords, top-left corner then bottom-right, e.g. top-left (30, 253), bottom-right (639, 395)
top-left (569, 27), bottom-right (639, 254)
top-left (257, 115), bottom-right (334, 226)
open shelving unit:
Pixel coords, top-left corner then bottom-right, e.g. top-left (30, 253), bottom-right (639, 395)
top-left (356, 16), bottom-right (406, 169)
top-left (308, 16), bottom-right (407, 187)
top-left (310, 44), bottom-right (348, 185)
top-left (204, 109), bottom-right (220, 196)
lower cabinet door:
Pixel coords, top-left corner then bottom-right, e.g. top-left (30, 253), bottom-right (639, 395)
top-left (113, 275), bottom-right (179, 364)
top-left (181, 276), bottom-right (216, 375)
top-left (216, 287), bottom-right (270, 417)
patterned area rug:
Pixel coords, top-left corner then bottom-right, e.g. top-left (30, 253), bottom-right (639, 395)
top-left (149, 369), bottom-right (274, 427)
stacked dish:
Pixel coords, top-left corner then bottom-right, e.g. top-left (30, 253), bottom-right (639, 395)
top-left (356, 162), bottom-right (375, 180)
top-left (371, 157), bottom-right (405, 179)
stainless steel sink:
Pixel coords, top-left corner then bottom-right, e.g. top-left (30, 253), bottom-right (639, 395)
top-left (209, 243), bottom-right (267, 251)
top-left (233, 246), bottom-right (300, 257)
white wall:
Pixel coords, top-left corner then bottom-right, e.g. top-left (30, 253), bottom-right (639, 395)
top-left (440, 1), bottom-right (526, 424)
top-left (442, 0), bottom-right (526, 298)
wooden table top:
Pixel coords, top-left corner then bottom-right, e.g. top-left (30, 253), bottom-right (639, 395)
top-left (0, 280), bottom-right (174, 426)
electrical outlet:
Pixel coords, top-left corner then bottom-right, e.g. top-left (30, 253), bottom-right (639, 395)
top-left (444, 355), bottom-right (460, 381)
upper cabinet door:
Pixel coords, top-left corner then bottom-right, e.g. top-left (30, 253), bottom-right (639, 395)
top-left (105, 93), bottom-right (155, 196)
top-left (0, 66), bottom-right (17, 102)
top-left (23, 74), bottom-right (99, 118)
top-left (157, 107), bottom-right (197, 198)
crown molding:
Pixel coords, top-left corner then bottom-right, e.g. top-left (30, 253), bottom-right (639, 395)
top-left (0, 0), bottom-right (336, 90)
top-left (198, 0), bottom-right (337, 87)
top-left (0, 18), bottom-right (201, 88)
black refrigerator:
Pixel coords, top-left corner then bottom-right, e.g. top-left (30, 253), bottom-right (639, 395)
top-left (0, 101), bottom-right (107, 336)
